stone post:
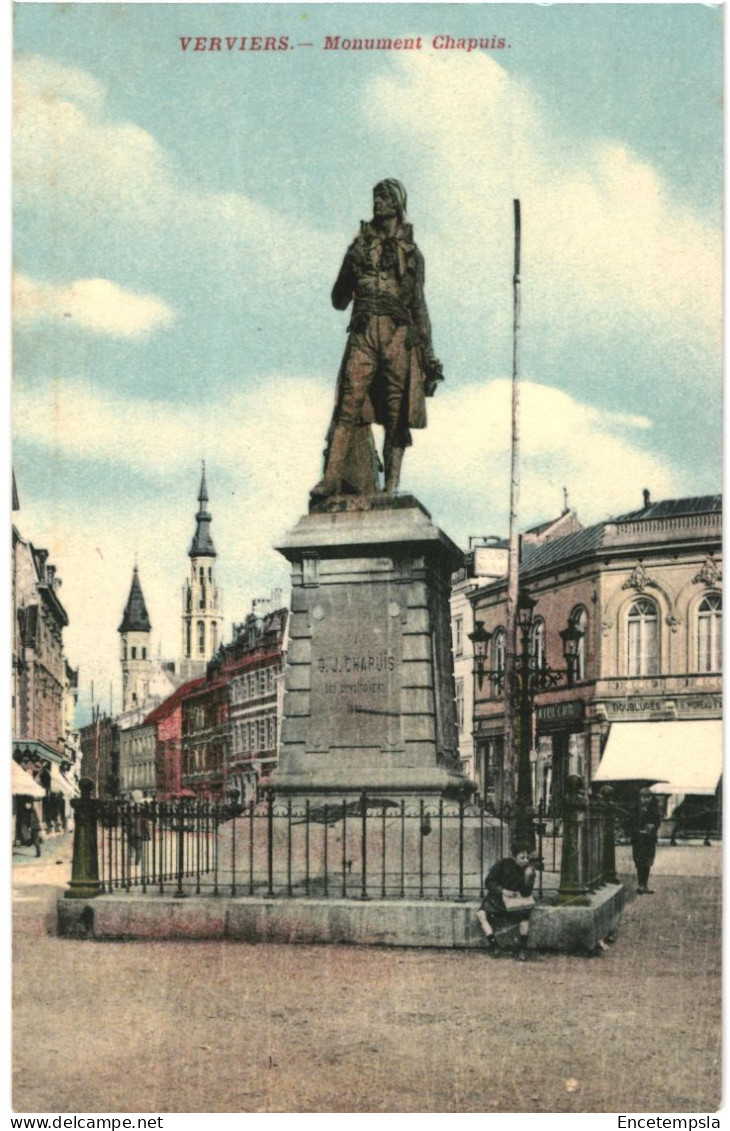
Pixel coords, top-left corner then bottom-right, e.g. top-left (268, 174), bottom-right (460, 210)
top-left (600, 785), bottom-right (619, 885)
top-left (556, 774), bottom-right (589, 906)
top-left (64, 778), bottom-right (101, 900)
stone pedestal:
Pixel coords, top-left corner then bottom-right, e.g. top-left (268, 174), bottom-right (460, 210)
top-left (274, 496), bottom-right (472, 800)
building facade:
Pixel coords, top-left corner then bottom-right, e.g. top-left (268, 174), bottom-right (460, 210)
top-left (79, 712), bottom-right (120, 799)
top-left (119, 722), bottom-right (157, 797)
top-left (12, 477), bottom-right (77, 831)
top-left (469, 495), bottom-right (722, 816)
top-left (226, 602), bottom-right (288, 804)
top-left (450, 537), bottom-right (508, 781)
top-left (181, 669), bottom-right (230, 799)
top-left (177, 598), bottom-right (289, 802)
top-left (143, 677), bottom-right (205, 798)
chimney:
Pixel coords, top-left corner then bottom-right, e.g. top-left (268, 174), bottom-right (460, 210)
top-left (642, 489), bottom-right (651, 510)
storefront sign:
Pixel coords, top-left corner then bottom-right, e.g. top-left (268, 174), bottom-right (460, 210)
top-left (604, 694), bottom-right (721, 717)
top-left (536, 700), bottom-right (584, 723)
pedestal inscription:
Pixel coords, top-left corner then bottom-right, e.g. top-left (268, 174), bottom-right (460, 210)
top-left (275, 497), bottom-right (472, 799)
top-left (309, 585), bottom-right (403, 751)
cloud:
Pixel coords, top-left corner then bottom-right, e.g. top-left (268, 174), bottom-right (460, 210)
top-left (14, 369), bottom-right (684, 722)
top-left (367, 53), bottom-right (721, 365)
top-left (14, 368), bottom-right (679, 533)
top-left (13, 53), bottom-right (330, 281)
top-left (14, 274), bottom-right (175, 339)
top-left (409, 377), bottom-right (678, 532)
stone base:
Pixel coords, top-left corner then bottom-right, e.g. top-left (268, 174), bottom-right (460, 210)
top-left (275, 496), bottom-right (470, 801)
top-left (57, 884), bottom-right (625, 953)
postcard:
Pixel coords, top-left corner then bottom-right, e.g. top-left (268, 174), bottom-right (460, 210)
top-left (11, 3), bottom-right (722, 1119)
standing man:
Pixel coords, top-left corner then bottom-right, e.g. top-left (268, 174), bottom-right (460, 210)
top-left (311, 179), bottom-right (443, 502)
top-left (630, 786), bottom-right (662, 894)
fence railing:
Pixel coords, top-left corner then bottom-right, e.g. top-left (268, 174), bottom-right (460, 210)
top-left (91, 792), bottom-right (509, 902)
top-left (64, 775), bottom-right (619, 906)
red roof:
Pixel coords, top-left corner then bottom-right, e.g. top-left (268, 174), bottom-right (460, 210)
top-left (143, 676), bottom-right (206, 725)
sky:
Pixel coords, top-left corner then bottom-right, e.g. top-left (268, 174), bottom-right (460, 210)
top-left (11, 3), bottom-right (723, 726)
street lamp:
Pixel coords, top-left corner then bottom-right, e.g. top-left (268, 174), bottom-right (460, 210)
top-left (469, 591), bottom-right (585, 849)
top-left (468, 621), bottom-right (493, 690)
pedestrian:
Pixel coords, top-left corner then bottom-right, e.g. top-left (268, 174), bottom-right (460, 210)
top-left (630, 786), bottom-right (662, 894)
top-left (20, 801), bottom-right (42, 857)
top-left (126, 793), bottom-right (150, 866)
top-left (476, 843), bottom-right (536, 961)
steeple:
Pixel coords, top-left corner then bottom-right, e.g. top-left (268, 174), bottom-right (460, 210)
top-left (118, 566), bottom-right (152, 713)
top-left (189, 462), bottom-right (216, 559)
top-left (180, 464), bottom-right (223, 679)
top-left (118, 567), bottom-right (152, 634)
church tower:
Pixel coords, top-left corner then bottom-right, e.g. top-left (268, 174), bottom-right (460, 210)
top-left (118, 566), bottom-right (152, 712)
top-left (181, 464), bottom-right (223, 679)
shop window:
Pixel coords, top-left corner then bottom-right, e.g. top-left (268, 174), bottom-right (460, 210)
top-left (697, 593), bottom-right (722, 672)
top-left (627, 598), bottom-right (659, 676)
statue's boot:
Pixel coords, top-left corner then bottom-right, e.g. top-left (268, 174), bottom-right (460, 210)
top-left (310, 422), bottom-right (352, 498)
top-left (383, 439), bottom-right (405, 495)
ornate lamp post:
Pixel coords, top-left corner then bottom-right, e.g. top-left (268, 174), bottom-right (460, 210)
top-left (470, 593), bottom-right (585, 849)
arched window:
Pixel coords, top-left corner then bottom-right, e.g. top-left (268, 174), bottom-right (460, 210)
top-left (185, 621), bottom-right (191, 657)
top-left (530, 619), bottom-right (546, 671)
top-left (697, 593), bottom-right (722, 672)
top-left (211, 621), bottom-right (218, 652)
top-left (198, 620), bottom-right (205, 656)
top-left (571, 607), bottom-right (588, 682)
top-left (627, 598), bottom-right (659, 676)
top-left (491, 629), bottom-right (505, 694)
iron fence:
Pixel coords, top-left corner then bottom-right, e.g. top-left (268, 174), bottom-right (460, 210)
top-left (94, 793), bottom-right (511, 901)
top-left (77, 777), bottom-right (617, 905)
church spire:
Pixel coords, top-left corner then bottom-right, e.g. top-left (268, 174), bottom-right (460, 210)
top-left (118, 566), bottom-right (152, 634)
top-left (189, 461), bottom-right (216, 559)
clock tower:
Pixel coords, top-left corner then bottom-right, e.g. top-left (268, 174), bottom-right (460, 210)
top-left (180, 464), bottom-right (223, 679)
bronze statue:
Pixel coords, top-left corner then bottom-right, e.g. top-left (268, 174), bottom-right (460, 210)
top-left (311, 179), bottom-right (443, 503)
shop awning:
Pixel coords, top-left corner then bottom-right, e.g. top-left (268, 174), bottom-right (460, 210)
top-left (594, 720), bottom-right (723, 795)
top-left (12, 761), bottom-right (47, 799)
top-left (12, 738), bottom-right (63, 765)
top-left (50, 764), bottom-right (78, 799)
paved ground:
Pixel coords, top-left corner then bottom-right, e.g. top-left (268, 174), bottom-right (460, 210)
top-left (12, 836), bottom-right (722, 1114)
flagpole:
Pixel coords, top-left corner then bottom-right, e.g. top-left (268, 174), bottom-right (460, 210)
top-left (503, 199), bottom-right (521, 832)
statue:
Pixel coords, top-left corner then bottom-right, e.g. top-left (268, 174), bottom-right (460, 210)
top-left (310, 179), bottom-right (444, 504)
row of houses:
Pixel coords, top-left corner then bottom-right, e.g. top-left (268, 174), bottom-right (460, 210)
top-left (12, 474), bottom-right (81, 838)
top-left (80, 602), bottom-right (288, 805)
top-left (77, 489), bottom-right (721, 829)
